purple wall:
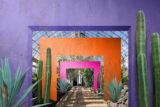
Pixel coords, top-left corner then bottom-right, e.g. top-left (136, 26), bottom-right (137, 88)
top-left (0, 0), bottom-right (160, 106)
top-left (60, 61), bottom-right (101, 90)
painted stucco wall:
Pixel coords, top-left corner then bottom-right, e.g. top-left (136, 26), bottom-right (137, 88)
top-left (60, 61), bottom-right (101, 90)
top-left (0, 0), bottom-right (160, 107)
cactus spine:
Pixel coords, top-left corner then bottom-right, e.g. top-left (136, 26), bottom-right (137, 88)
top-left (37, 60), bottom-right (43, 103)
top-left (136, 10), bottom-right (150, 107)
top-left (151, 33), bottom-right (160, 107)
top-left (44, 48), bottom-right (52, 103)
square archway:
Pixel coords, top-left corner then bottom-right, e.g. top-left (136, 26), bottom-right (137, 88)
top-left (40, 38), bottom-right (121, 101)
top-left (60, 61), bottom-right (101, 90)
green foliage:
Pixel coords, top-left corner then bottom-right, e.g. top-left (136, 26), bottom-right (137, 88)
top-left (83, 69), bottom-right (94, 87)
top-left (57, 79), bottom-right (71, 93)
top-left (121, 67), bottom-right (128, 85)
top-left (136, 10), bottom-right (150, 107)
top-left (37, 60), bottom-right (43, 103)
top-left (151, 33), bottom-right (160, 107)
top-left (121, 76), bottom-right (128, 86)
top-left (32, 72), bottom-right (38, 83)
top-left (32, 72), bottom-right (38, 95)
top-left (98, 78), bottom-right (128, 103)
top-left (121, 69), bottom-right (123, 82)
top-left (44, 48), bottom-right (52, 103)
top-left (0, 57), bottom-right (45, 107)
top-left (121, 69), bottom-right (128, 86)
top-left (57, 74), bottom-right (60, 79)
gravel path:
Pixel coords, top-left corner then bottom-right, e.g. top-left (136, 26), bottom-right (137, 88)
top-left (56, 86), bottom-right (108, 107)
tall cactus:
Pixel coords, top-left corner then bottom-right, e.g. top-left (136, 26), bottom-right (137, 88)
top-left (151, 33), bottom-right (160, 107)
top-left (137, 54), bottom-right (150, 107)
top-left (97, 73), bottom-right (100, 90)
top-left (37, 60), bottom-right (43, 103)
top-left (44, 48), bottom-right (52, 103)
top-left (136, 10), bottom-right (150, 107)
top-left (100, 68), bottom-right (103, 89)
top-left (136, 10), bottom-right (146, 55)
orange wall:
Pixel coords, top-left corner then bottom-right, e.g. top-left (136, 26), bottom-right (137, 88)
top-left (40, 38), bottom-right (121, 101)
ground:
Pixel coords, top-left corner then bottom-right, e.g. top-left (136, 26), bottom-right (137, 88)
top-left (56, 86), bottom-right (108, 107)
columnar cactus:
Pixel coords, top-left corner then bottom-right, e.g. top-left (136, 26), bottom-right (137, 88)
top-left (136, 10), bottom-right (150, 107)
top-left (137, 54), bottom-right (150, 107)
top-left (100, 68), bottom-right (103, 89)
top-left (37, 60), bottom-right (43, 103)
top-left (136, 10), bottom-right (146, 55)
top-left (44, 48), bottom-right (52, 103)
top-left (97, 73), bottom-right (100, 90)
top-left (151, 33), bottom-right (160, 107)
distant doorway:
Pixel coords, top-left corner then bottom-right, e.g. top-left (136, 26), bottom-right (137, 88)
top-left (60, 61), bottom-right (101, 90)
top-left (66, 68), bottom-right (94, 87)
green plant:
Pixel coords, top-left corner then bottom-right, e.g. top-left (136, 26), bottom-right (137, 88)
top-left (136, 11), bottom-right (146, 55)
top-left (32, 72), bottom-right (38, 83)
top-left (100, 68), bottom-right (104, 89)
top-left (37, 60), bottom-right (43, 103)
top-left (136, 10), bottom-right (150, 107)
top-left (97, 73), bottom-right (99, 87)
top-left (0, 58), bottom-right (49, 107)
top-left (151, 33), bottom-right (160, 107)
top-left (83, 69), bottom-right (94, 87)
top-left (57, 79), bottom-right (71, 93)
top-left (97, 73), bottom-right (100, 91)
top-left (98, 78), bottom-right (128, 102)
top-left (121, 69), bottom-right (124, 83)
top-left (121, 76), bottom-right (128, 86)
top-left (137, 54), bottom-right (150, 107)
top-left (44, 48), bottom-right (52, 103)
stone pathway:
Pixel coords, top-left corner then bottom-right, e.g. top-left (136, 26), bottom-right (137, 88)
top-left (56, 86), bottom-right (108, 107)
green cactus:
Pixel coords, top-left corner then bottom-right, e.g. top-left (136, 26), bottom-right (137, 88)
top-left (136, 10), bottom-right (150, 107)
top-left (151, 33), bottom-right (160, 107)
top-left (44, 48), bottom-right (52, 103)
top-left (100, 68), bottom-right (103, 89)
top-left (136, 10), bottom-right (146, 55)
top-left (97, 73), bottom-right (100, 91)
top-left (37, 60), bottom-right (43, 103)
top-left (137, 54), bottom-right (150, 107)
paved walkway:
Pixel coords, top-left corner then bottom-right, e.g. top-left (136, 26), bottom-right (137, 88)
top-left (56, 86), bottom-right (108, 107)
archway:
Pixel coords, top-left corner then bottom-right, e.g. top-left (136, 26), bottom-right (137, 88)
top-left (60, 61), bottom-right (101, 90)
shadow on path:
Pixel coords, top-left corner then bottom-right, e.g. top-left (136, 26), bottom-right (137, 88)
top-left (56, 86), bottom-right (108, 107)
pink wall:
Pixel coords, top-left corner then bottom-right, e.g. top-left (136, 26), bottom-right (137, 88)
top-left (60, 61), bottom-right (101, 90)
